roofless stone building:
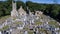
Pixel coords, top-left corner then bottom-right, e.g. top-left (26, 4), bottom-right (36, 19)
top-left (11, 1), bottom-right (18, 19)
top-left (11, 1), bottom-right (27, 19)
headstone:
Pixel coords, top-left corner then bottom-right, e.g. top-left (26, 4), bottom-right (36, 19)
top-left (55, 28), bottom-right (59, 31)
top-left (10, 29), bottom-right (13, 32)
top-left (32, 19), bottom-right (34, 23)
top-left (0, 31), bottom-right (2, 34)
top-left (36, 28), bottom-right (39, 34)
top-left (59, 31), bottom-right (60, 34)
top-left (46, 22), bottom-right (48, 24)
top-left (55, 31), bottom-right (59, 34)
top-left (17, 25), bottom-right (23, 30)
top-left (52, 31), bottom-right (56, 34)
top-left (24, 31), bottom-right (28, 34)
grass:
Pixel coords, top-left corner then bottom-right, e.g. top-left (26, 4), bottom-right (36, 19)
top-left (48, 21), bottom-right (59, 28)
top-left (0, 15), bottom-right (10, 31)
top-left (24, 27), bottom-right (29, 31)
top-left (35, 22), bottom-right (42, 25)
top-left (0, 29), bottom-right (3, 31)
top-left (0, 15), bottom-right (10, 19)
top-left (28, 31), bottom-right (33, 34)
top-left (2, 25), bottom-right (9, 30)
top-left (0, 15), bottom-right (10, 23)
top-left (0, 25), bottom-right (9, 31)
top-left (13, 18), bottom-right (16, 20)
top-left (48, 21), bottom-right (57, 25)
top-left (15, 22), bottom-right (23, 25)
top-left (39, 28), bottom-right (45, 31)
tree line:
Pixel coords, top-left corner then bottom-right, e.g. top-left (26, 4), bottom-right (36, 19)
top-left (26, 1), bottom-right (60, 22)
top-left (0, 1), bottom-right (60, 22)
top-left (0, 0), bottom-right (25, 17)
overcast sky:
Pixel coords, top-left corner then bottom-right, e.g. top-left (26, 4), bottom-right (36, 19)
top-left (0, 0), bottom-right (60, 4)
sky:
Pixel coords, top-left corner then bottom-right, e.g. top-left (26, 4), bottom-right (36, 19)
top-left (0, 0), bottom-right (60, 4)
top-left (21, 0), bottom-right (60, 4)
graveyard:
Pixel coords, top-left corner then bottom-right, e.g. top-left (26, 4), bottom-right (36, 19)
top-left (0, 0), bottom-right (60, 34)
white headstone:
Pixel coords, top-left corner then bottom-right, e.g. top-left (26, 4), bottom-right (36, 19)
top-left (24, 31), bottom-right (28, 34)
top-left (46, 22), bottom-right (48, 24)
top-left (0, 31), bottom-right (2, 34)
top-left (55, 32), bottom-right (59, 34)
top-left (10, 29), bottom-right (13, 32)
top-left (55, 28), bottom-right (59, 31)
top-left (17, 25), bottom-right (23, 30)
